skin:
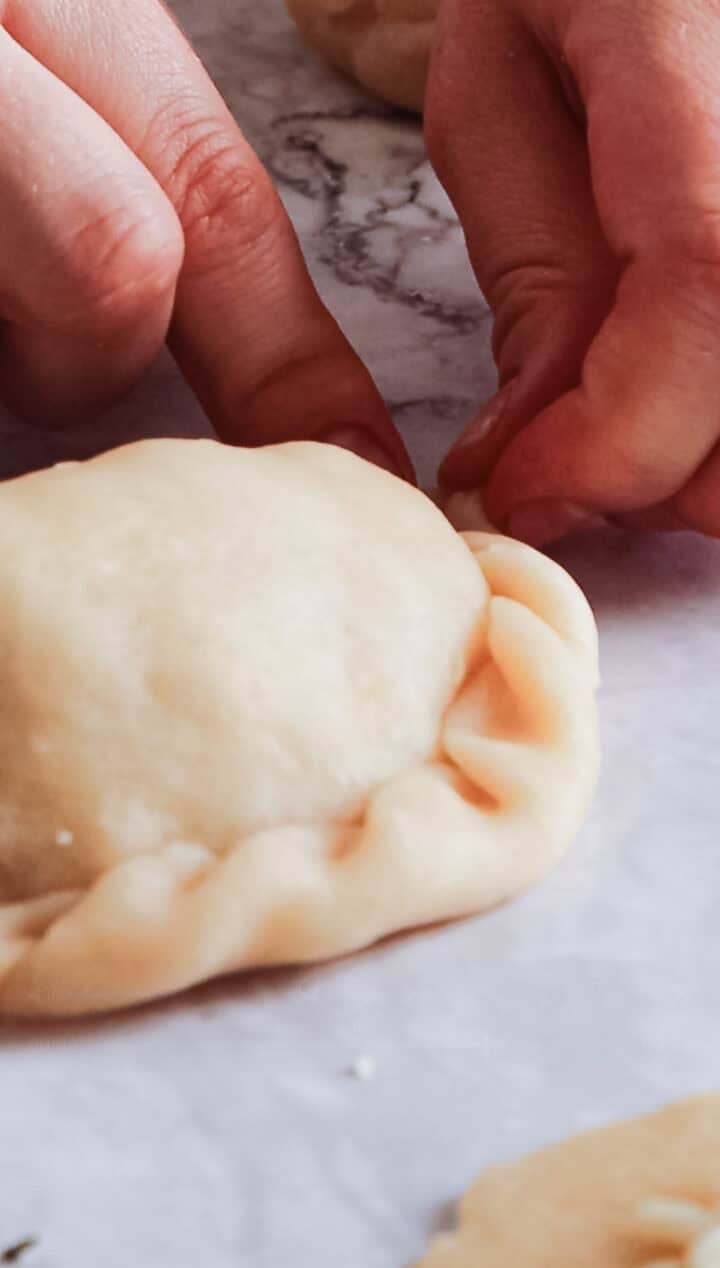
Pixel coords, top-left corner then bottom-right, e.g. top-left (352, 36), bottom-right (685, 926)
top-left (429, 0), bottom-right (720, 543)
top-left (0, 0), bottom-right (413, 479)
top-left (2, 0), bottom-right (720, 546)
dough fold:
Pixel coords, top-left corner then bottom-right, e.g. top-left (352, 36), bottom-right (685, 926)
top-left (0, 439), bottom-right (598, 1015)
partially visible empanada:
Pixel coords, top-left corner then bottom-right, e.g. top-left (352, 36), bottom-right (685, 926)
top-left (0, 438), bottom-right (598, 1015)
top-left (286, 0), bottom-right (438, 112)
top-left (416, 1096), bottom-right (720, 1268)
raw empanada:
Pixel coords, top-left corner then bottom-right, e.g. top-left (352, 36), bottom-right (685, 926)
top-left (416, 1095), bottom-right (720, 1268)
top-left (0, 439), bottom-right (598, 1016)
top-left (286, 0), bottom-right (438, 112)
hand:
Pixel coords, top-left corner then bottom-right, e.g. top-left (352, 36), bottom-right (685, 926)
top-left (0, 0), bottom-right (412, 478)
top-left (427, 0), bottom-right (720, 542)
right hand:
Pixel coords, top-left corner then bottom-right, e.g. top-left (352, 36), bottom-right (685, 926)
top-left (0, 0), bottom-right (412, 478)
top-left (430, 0), bottom-right (720, 542)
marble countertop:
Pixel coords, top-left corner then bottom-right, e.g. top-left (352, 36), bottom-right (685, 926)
top-left (1, 3), bottom-right (719, 1266)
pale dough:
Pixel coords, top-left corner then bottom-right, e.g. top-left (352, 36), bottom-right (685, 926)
top-left (0, 438), bottom-right (598, 1016)
top-left (285, 0), bottom-right (438, 112)
top-left (416, 1096), bottom-right (720, 1268)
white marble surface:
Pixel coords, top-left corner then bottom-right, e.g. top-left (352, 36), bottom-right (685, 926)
top-left (1, 3), bottom-right (719, 1266)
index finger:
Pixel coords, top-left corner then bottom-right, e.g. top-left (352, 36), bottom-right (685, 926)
top-left (9, 0), bottom-right (413, 477)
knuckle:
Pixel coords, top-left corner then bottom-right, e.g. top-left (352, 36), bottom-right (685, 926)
top-left (157, 113), bottom-right (280, 266)
top-left (489, 258), bottom-right (607, 364)
top-left (491, 261), bottom-right (568, 326)
top-left (56, 199), bottom-right (183, 336)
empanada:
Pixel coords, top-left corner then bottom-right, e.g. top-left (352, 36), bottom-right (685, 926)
top-left (285, 0), bottom-right (438, 112)
top-left (416, 1095), bottom-right (720, 1268)
top-left (0, 439), bottom-right (598, 1015)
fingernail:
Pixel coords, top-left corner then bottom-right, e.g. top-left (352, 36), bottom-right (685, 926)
top-left (502, 500), bottom-right (606, 548)
top-left (319, 426), bottom-right (407, 478)
top-left (440, 379), bottom-right (518, 485)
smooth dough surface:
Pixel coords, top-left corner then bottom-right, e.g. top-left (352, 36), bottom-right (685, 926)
top-left (286, 0), bottom-right (438, 112)
top-left (0, 438), bottom-right (598, 1016)
top-left (416, 1096), bottom-right (720, 1268)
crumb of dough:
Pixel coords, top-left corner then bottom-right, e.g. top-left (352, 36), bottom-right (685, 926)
top-left (348, 1055), bottom-right (376, 1081)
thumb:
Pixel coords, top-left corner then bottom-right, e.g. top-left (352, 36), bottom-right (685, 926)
top-left (427, 0), bottom-right (616, 492)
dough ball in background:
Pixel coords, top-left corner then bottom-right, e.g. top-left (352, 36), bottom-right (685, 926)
top-left (0, 439), bottom-right (598, 1016)
top-left (285, 0), bottom-right (438, 112)
top-left (416, 1095), bottom-right (720, 1268)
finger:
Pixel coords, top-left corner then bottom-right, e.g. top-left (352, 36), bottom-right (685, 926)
top-left (612, 507), bottom-right (688, 533)
top-left (613, 482), bottom-right (719, 539)
top-left (0, 26), bottom-right (182, 423)
top-left (8, 0), bottom-right (413, 476)
top-left (667, 442), bottom-right (720, 537)
top-left (427, 0), bottom-right (617, 491)
top-left (483, 0), bottom-right (720, 534)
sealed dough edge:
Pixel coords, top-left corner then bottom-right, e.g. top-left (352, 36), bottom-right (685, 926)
top-left (415, 1095), bottom-right (720, 1268)
top-left (0, 439), bottom-right (599, 1016)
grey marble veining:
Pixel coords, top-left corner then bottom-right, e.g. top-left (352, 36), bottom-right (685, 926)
top-left (1, 4), bottom-right (720, 1268)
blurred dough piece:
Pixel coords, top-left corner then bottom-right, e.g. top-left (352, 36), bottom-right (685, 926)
top-left (286, 0), bottom-right (438, 111)
top-left (0, 438), bottom-right (598, 1016)
top-left (416, 1096), bottom-right (720, 1268)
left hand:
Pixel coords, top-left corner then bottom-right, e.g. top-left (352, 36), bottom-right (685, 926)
top-left (0, 0), bottom-right (412, 479)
